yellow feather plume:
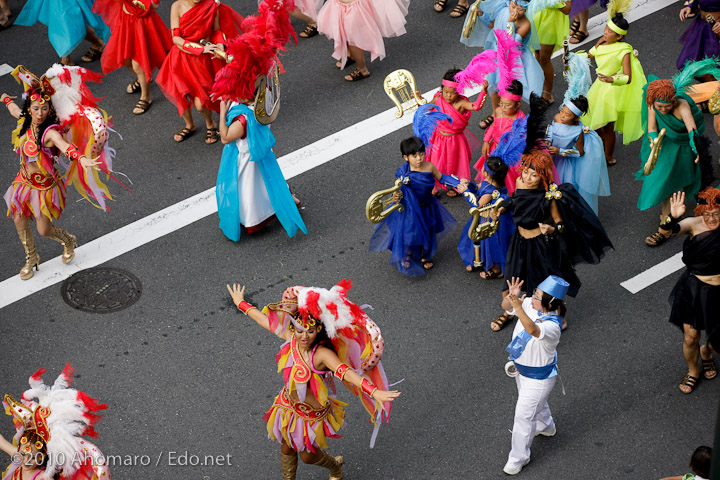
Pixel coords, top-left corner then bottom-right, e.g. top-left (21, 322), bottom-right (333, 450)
top-left (607, 0), bottom-right (631, 18)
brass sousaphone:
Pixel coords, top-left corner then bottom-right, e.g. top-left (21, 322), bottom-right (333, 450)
top-left (643, 128), bottom-right (666, 175)
top-left (366, 177), bottom-right (408, 224)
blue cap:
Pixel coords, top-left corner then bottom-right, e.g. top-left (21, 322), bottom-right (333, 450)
top-left (537, 275), bottom-right (569, 300)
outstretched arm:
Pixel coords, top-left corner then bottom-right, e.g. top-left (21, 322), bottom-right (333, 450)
top-left (0, 433), bottom-right (15, 457)
top-left (1, 94), bottom-right (22, 119)
top-left (226, 284), bottom-right (292, 341)
top-left (43, 129), bottom-right (100, 169)
top-left (314, 348), bottom-right (401, 410)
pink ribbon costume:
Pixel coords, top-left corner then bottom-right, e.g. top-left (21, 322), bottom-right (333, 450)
top-left (426, 91), bottom-right (480, 189)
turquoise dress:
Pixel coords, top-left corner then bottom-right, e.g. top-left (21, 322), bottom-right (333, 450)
top-left (15, 0), bottom-right (110, 58)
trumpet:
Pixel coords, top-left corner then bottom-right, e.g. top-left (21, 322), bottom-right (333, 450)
top-left (366, 177), bottom-right (407, 224)
top-left (462, 1), bottom-right (481, 39)
top-left (643, 128), bottom-right (666, 176)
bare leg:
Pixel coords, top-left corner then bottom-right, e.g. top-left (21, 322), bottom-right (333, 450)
top-left (84, 26), bottom-right (105, 50)
top-left (535, 44), bottom-right (555, 103)
top-left (292, 7), bottom-right (317, 38)
top-left (681, 324), bottom-right (701, 393)
top-left (344, 45), bottom-right (370, 81)
top-left (131, 60), bottom-right (151, 114)
top-left (13, 213), bottom-right (29, 232)
top-left (597, 123), bottom-right (616, 164)
top-left (174, 109), bottom-right (197, 142)
top-left (194, 98), bottom-right (218, 145)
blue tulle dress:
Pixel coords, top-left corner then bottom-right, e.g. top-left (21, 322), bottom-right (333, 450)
top-left (369, 163), bottom-right (457, 276)
top-left (457, 181), bottom-right (515, 272)
top-left (15, 0), bottom-right (110, 58)
top-left (216, 104), bottom-right (308, 242)
top-left (460, 0), bottom-right (544, 103)
top-left (546, 122), bottom-right (610, 214)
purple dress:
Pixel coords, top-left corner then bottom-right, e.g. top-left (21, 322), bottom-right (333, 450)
top-left (569, 0), bottom-right (607, 18)
top-left (677, 0), bottom-right (720, 69)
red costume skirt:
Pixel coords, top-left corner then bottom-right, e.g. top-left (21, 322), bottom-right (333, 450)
top-left (4, 168), bottom-right (66, 220)
top-left (101, 8), bottom-right (172, 79)
top-left (156, 46), bottom-right (220, 115)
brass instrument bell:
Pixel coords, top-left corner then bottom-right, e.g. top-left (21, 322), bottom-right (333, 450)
top-left (366, 177), bottom-right (408, 224)
top-left (643, 128), bottom-right (666, 175)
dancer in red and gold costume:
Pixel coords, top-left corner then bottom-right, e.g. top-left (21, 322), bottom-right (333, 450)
top-left (92, 0), bottom-right (173, 115)
top-left (2, 65), bottom-right (124, 280)
top-left (155, 0), bottom-right (243, 144)
top-left (0, 364), bottom-right (111, 480)
top-left (226, 280), bottom-right (400, 479)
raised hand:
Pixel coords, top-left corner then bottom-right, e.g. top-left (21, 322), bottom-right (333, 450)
top-left (506, 276), bottom-right (524, 297)
top-left (669, 191), bottom-right (686, 219)
top-left (226, 283), bottom-right (246, 305)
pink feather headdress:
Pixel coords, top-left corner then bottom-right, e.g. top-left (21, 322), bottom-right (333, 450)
top-left (495, 29), bottom-right (522, 96)
top-left (454, 49), bottom-right (497, 95)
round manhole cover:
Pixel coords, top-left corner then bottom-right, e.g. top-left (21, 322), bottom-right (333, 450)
top-left (61, 268), bottom-right (142, 313)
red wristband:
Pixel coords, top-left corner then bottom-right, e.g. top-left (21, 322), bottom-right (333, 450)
top-left (65, 144), bottom-right (83, 161)
top-left (361, 378), bottom-right (378, 397)
top-left (334, 364), bottom-right (350, 381)
top-left (237, 301), bottom-right (256, 315)
top-left (3, 96), bottom-right (13, 106)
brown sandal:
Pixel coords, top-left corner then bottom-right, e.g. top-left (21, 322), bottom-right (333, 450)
top-left (434, 0), bottom-right (448, 12)
top-left (336, 57), bottom-right (356, 69)
top-left (479, 115), bottom-right (494, 129)
top-left (127, 80), bottom-right (141, 94)
top-left (679, 373), bottom-right (699, 394)
top-left (480, 269), bottom-right (504, 280)
top-left (174, 127), bottom-right (196, 143)
top-left (491, 312), bottom-right (515, 332)
top-left (449, 3), bottom-right (469, 17)
top-left (344, 69), bottom-right (371, 82)
top-left (81, 46), bottom-right (103, 63)
top-left (132, 99), bottom-right (152, 115)
top-left (645, 231), bottom-right (669, 247)
top-left (205, 126), bottom-right (219, 145)
top-left (702, 355), bottom-right (717, 380)
top-left (299, 24), bottom-right (318, 38)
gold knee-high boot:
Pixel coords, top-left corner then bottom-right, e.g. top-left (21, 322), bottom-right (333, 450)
top-left (17, 226), bottom-right (40, 280)
top-left (47, 225), bottom-right (77, 264)
top-left (311, 450), bottom-right (343, 480)
top-left (280, 453), bottom-right (298, 480)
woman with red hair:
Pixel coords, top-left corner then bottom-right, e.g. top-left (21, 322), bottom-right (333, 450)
top-left (664, 189), bottom-right (720, 394)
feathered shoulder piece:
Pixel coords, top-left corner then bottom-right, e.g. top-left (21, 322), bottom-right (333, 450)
top-left (524, 93), bottom-right (550, 153)
top-left (563, 53), bottom-right (592, 105)
top-left (673, 58), bottom-right (720, 96)
top-left (43, 65), bottom-right (104, 124)
top-left (3, 364), bottom-right (111, 480)
top-left (454, 49), bottom-right (497, 95)
top-left (493, 116), bottom-right (528, 167)
top-left (413, 104), bottom-right (452, 150)
top-left (495, 29), bottom-right (522, 94)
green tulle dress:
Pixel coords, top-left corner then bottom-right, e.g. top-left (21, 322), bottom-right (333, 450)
top-left (635, 76), bottom-right (705, 211)
top-left (581, 42), bottom-right (647, 144)
top-left (533, 3), bottom-right (568, 51)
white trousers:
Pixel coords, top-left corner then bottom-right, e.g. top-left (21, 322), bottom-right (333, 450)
top-left (507, 375), bottom-right (556, 468)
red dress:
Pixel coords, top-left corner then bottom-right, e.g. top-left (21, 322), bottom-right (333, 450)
top-left (155, 0), bottom-right (243, 115)
top-left (93, 0), bottom-right (172, 79)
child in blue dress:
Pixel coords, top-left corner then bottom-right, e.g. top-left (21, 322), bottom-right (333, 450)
top-left (369, 136), bottom-right (459, 276)
top-left (456, 156), bottom-right (516, 278)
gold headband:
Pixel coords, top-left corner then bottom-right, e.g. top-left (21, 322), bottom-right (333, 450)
top-left (607, 18), bottom-right (627, 35)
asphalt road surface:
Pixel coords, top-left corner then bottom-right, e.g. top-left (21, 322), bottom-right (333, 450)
top-left (1, 0), bottom-right (719, 479)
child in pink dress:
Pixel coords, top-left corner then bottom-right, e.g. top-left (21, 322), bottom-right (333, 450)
top-left (427, 68), bottom-right (486, 196)
top-left (475, 80), bottom-right (526, 194)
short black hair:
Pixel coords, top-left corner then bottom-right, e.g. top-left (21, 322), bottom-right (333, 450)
top-left (442, 68), bottom-right (462, 84)
top-left (400, 136), bottom-right (426, 156)
top-left (485, 156), bottom-right (509, 184)
top-left (690, 446), bottom-right (712, 478)
top-left (505, 80), bottom-right (523, 98)
top-left (611, 13), bottom-right (629, 36)
top-left (569, 96), bottom-right (589, 115)
top-left (540, 291), bottom-right (566, 317)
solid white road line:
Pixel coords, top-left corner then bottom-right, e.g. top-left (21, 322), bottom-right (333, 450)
top-left (620, 252), bottom-right (685, 294)
top-left (0, 64), bottom-right (13, 76)
top-left (0, 0), bottom-right (677, 309)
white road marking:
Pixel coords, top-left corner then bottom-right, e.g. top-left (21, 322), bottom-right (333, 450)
top-left (620, 252), bottom-right (685, 294)
top-left (0, 0), bottom-right (678, 309)
top-left (0, 64), bottom-right (13, 76)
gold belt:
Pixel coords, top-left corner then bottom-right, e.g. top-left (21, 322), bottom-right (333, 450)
top-left (18, 167), bottom-right (57, 191)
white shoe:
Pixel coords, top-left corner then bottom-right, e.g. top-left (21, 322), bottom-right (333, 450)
top-left (535, 427), bottom-right (556, 437)
top-left (503, 459), bottom-right (530, 475)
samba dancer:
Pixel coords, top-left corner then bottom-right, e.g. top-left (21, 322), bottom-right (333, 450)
top-left (92, 0), bottom-right (172, 115)
top-left (664, 189), bottom-right (720, 394)
top-left (212, 0), bottom-right (306, 241)
top-left (0, 364), bottom-right (111, 480)
top-left (155, 0), bottom-right (244, 144)
top-left (502, 275), bottom-right (568, 475)
top-left (226, 280), bottom-right (400, 479)
top-left (634, 60), bottom-right (720, 246)
top-left (2, 65), bottom-right (122, 280)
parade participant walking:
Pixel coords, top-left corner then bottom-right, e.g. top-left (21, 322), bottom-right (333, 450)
top-left (532, 0), bottom-right (572, 104)
top-left (677, 0), bottom-right (720, 71)
top-left (225, 280), bottom-right (400, 480)
top-left (92, 0), bottom-right (172, 115)
top-left (155, 0), bottom-right (243, 144)
top-left (292, 0), bottom-right (323, 38)
top-left (635, 60), bottom-right (720, 246)
top-left (212, 4), bottom-right (307, 241)
top-left (2, 65), bottom-right (123, 280)
top-left (581, 0), bottom-right (646, 165)
top-left (0, 364), bottom-right (111, 480)
top-left (664, 190), bottom-right (720, 394)
top-left (502, 275), bottom-right (568, 475)
top-left (317, 0), bottom-right (410, 82)
top-left (14, 0), bottom-right (109, 65)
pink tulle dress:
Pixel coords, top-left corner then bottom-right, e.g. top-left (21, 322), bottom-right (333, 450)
top-left (317, 0), bottom-right (410, 68)
top-left (295, 0), bottom-right (323, 20)
top-left (426, 92), bottom-right (481, 189)
top-left (474, 111), bottom-right (526, 193)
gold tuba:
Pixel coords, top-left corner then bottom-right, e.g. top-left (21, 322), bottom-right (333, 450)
top-left (383, 69), bottom-right (427, 118)
top-left (366, 177), bottom-right (407, 224)
top-left (462, 1), bottom-right (481, 39)
top-left (468, 196), bottom-right (505, 268)
top-left (643, 128), bottom-right (666, 176)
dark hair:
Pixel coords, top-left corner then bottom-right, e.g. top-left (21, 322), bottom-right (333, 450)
top-left (690, 446), bottom-right (712, 478)
top-left (505, 80), bottom-right (523, 98)
top-left (289, 317), bottom-right (336, 353)
top-left (540, 291), bottom-right (567, 317)
top-left (19, 96), bottom-right (59, 145)
top-left (569, 96), bottom-right (589, 115)
top-left (19, 431), bottom-right (49, 467)
top-left (611, 13), bottom-right (629, 37)
top-left (485, 156), bottom-right (509, 184)
top-left (400, 136), bottom-right (426, 156)
top-left (442, 68), bottom-right (462, 87)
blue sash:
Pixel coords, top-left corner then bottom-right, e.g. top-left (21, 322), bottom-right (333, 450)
top-left (505, 314), bottom-right (562, 380)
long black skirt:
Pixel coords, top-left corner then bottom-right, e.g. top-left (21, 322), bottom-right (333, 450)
top-left (669, 270), bottom-right (720, 349)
